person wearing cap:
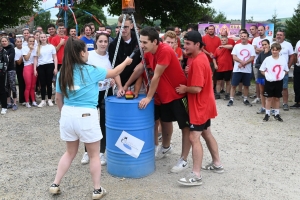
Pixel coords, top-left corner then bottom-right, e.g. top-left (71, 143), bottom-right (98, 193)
top-left (176, 31), bottom-right (224, 186)
top-left (129, 27), bottom-right (191, 173)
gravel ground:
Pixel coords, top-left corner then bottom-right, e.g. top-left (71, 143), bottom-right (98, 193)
top-left (0, 87), bottom-right (299, 200)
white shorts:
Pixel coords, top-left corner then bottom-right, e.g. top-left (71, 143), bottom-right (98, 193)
top-left (60, 105), bottom-right (102, 143)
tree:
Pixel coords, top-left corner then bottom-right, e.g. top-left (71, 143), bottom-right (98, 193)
top-left (247, 16), bottom-right (254, 23)
top-left (270, 10), bottom-right (282, 33)
top-left (34, 7), bottom-right (51, 31)
top-left (89, 0), bottom-right (212, 28)
top-left (197, 7), bottom-right (228, 24)
top-left (213, 11), bottom-right (228, 23)
top-left (0, 0), bottom-right (39, 29)
top-left (57, 4), bottom-right (107, 30)
top-left (285, 2), bottom-right (300, 47)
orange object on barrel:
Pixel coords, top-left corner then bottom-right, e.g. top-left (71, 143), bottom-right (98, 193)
top-left (125, 91), bottom-right (135, 100)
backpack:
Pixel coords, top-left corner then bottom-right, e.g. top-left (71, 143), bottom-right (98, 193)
top-left (0, 48), bottom-right (9, 73)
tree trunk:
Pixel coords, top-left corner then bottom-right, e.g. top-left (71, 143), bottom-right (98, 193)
top-left (133, 0), bottom-right (143, 25)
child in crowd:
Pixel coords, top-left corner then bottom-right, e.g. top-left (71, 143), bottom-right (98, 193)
top-left (259, 43), bottom-right (289, 122)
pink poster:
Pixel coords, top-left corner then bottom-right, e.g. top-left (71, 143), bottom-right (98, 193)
top-left (198, 23), bottom-right (274, 38)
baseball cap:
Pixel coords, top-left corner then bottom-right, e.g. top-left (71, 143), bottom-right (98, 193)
top-left (184, 31), bottom-right (205, 45)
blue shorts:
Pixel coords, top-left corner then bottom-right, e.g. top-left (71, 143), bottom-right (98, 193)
top-left (231, 72), bottom-right (252, 87)
top-left (256, 78), bottom-right (265, 85)
top-left (282, 74), bottom-right (289, 89)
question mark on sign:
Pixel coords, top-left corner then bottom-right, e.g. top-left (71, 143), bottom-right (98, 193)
top-left (272, 65), bottom-right (282, 80)
top-left (240, 49), bottom-right (250, 61)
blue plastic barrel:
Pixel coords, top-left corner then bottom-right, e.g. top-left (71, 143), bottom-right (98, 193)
top-left (105, 94), bottom-right (155, 178)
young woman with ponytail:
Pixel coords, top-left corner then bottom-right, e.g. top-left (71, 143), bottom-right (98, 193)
top-left (49, 38), bottom-right (132, 199)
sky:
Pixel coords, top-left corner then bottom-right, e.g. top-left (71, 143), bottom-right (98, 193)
top-left (43, 0), bottom-right (298, 21)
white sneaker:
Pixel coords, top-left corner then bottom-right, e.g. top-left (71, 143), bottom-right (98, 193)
top-left (48, 100), bottom-right (54, 107)
top-left (22, 102), bottom-right (26, 106)
top-left (25, 102), bottom-right (31, 108)
top-left (170, 157), bottom-right (188, 173)
top-left (155, 145), bottom-right (173, 160)
top-left (32, 101), bottom-right (38, 107)
top-left (251, 98), bottom-right (260, 104)
top-left (81, 152), bottom-right (89, 164)
top-left (100, 153), bottom-right (107, 166)
top-left (1, 108), bottom-right (7, 115)
top-left (37, 101), bottom-right (46, 108)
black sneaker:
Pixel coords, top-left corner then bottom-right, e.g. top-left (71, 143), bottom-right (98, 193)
top-left (235, 91), bottom-right (242, 96)
top-left (227, 100), bottom-right (233, 106)
top-left (223, 94), bottom-right (230, 100)
top-left (274, 114), bottom-right (283, 122)
top-left (215, 94), bottom-right (221, 99)
top-left (290, 103), bottom-right (300, 109)
top-left (243, 99), bottom-right (251, 106)
top-left (263, 114), bottom-right (270, 122)
top-left (220, 89), bottom-right (225, 94)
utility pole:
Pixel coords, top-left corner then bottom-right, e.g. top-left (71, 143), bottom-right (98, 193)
top-left (241, 0), bottom-right (246, 29)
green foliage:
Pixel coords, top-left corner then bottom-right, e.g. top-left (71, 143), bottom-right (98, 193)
top-left (285, 2), bottom-right (300, 47)
top-left (91, 0), bottom-right (212, 28)
top-left (198, 7), bottom-right (228, 24)
top-left (247, 16), bottom-right (254, 23)
top-left (270, 10), bottom-right (282, 33)
top-left (212, 11), bottom-right (228, 23)
top-left (34, 7), bottom-right (51, 32)
top-left (57, 3), bottom-right (107, 30)
top-left (0, 0), bottom-right (39, 29)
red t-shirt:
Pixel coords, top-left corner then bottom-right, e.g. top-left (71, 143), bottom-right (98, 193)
top-left (50, 35), bottom-right (69, 64)
top-left (228, 38), bottom-right (235, 48)
top-left (141, 64), bottom-right (161, 105)
top-left (187, 52), bottom-right (217, 125)
top-left (47, 35), bottom-right (56, 44)
top-left (175, 47), bottom-right (182, 59)
top-left (202, 35), bottom-right (221, 62)
top-left (213, 47), bottom-right (233, 72)
top-left (144, 43), bottom-right (187, 104)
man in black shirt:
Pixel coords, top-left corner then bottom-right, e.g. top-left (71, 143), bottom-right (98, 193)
top-left (108, 14), bottom-right (142, 96)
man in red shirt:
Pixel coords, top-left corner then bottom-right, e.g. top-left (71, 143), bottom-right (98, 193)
top-left (50, 22), bottom-right (68, 72)
top-left (176, 31), bottom-right (224, 186)
top-left (220, 30), bottom-right (235, 47)
top-left (130, 27), bottom-right (191, 173)
top-left (47, 24), bottom-right (57, 44)
top-left (202, 25), bottom-right (221, 90)
top-left (213, 37), bottom-right (234, 100)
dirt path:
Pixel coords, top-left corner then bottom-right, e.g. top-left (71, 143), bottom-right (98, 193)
top-left (1, 88), bottom-right (299, 200)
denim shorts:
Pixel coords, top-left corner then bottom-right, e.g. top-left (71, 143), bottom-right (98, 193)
top-left (256, 78), bottom-right (265, 85)
top-left (231, 72), bottom-right (252, 87)
top-left (282, 74), bottom-right (289, 89)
